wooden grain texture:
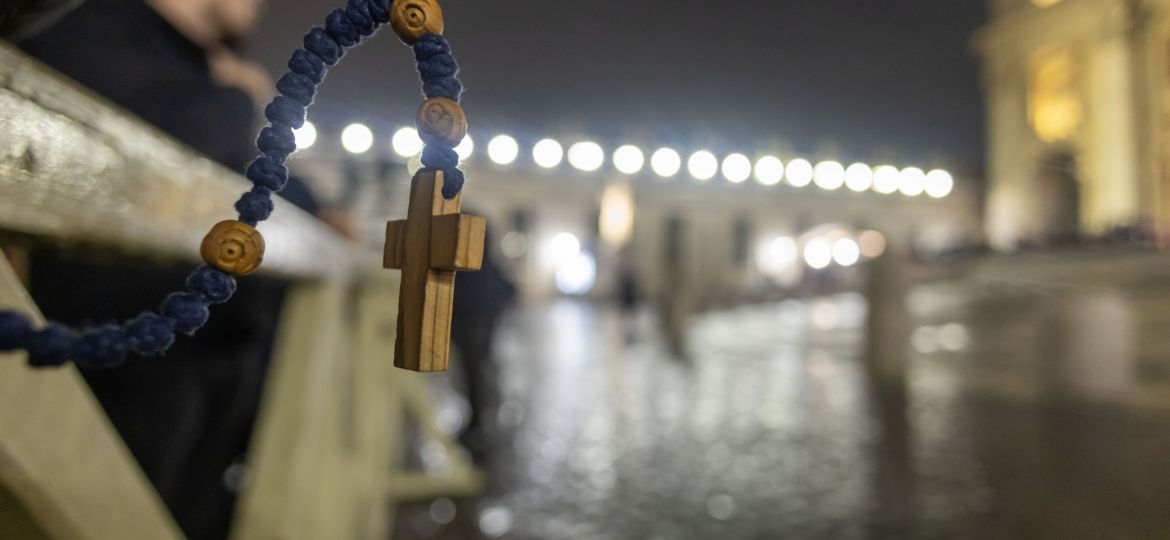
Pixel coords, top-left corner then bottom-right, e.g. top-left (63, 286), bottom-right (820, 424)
top-left (415, 97), bottom-right (467, 147)
top-left (389, 0), bottom-right (444, 44)
top-left (230, 279), bottom-right (345, 540)
top-left (384, 220), bottom-right (408, 270)
top-left (0, 257), bottom-right (183, 540)
top-left (429, 213), bottom-right (485, 271)
top-left (230, 275), bottom-right (402, 540)
top-left (200, 220), bottom-right (265, 276)
top-left (387, 170), bottom-right (488, 373)
top-left (0, 43), bottom-right (350, 279)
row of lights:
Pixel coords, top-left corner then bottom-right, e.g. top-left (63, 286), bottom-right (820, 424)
top-left (293, 122), bottom-right (955, 198)
top-left (759, 230), bottom-right (887, 275)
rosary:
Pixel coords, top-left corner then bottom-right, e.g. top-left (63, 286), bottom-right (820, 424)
top-left (0, 0), bottom-right (484, 373)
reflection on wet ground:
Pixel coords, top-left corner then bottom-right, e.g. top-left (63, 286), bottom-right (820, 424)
top-left (397, 257), bottom-right (1170, 539)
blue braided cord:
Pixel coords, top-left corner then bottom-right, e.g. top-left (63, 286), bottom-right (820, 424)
top-left (412, 33), bottom-right (465, 198)
top-left (0, 0), bottom-right (472, 368)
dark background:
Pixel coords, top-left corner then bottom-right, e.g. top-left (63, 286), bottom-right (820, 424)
top-left (249, 0), bottom-right (988, 169)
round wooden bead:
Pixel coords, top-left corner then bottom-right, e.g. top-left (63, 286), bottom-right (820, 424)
top-left (200, 220), bottom-right (265, 276)
top-left (415, 97), bottom-right (467, 147)
top-left (390, 0), bottom-right (444, 44)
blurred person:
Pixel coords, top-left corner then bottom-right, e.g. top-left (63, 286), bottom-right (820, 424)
top-left (451, 220), bottom-right (514, 462)
top-left (15, 1), bottom-right (318, 539)
top-left (615, 255), bottom-right (642, 343)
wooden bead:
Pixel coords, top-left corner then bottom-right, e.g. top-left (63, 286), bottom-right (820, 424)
top-left (390, 0), bottom-right (444, 44)
top-left (415, 97), bottom-right (467, 147)
top-left (200, 220), bottom-right (265, 276)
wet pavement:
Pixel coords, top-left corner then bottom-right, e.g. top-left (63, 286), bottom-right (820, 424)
top-left (395, 254), bottom-right (1170, 539)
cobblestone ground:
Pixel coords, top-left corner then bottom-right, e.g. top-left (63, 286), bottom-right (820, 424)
top-left (396, 256), bottom-right (1170, 539)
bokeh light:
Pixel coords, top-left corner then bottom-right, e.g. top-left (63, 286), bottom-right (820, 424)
top-left (487, 135), bottom-right (519, 165)
top-left (845, 163), bottom-right (873, 192)
top-left (925, 169), bottom-right (954, 198)
top-left (721, 153), bottom-right (752, 183)
top-left (549, 232), bottom-right (581, 261)
top-left (858, 230), bottom-right (887, 258)
top-left (341, 123), bottom-right (373, 154)
top-left (293, 121), bottom-right (317, 151)
top-left (938, 322), bottom-right (970, 351)
top-left (556, 252), bottom-right (598, 295)
top-left (688, 150), bottom-right (718, 181)
top-left (391, 127), bottom-right (423, 157)
top-left (803, 238), bottom-right (832, 269)
top-left (651, 148), bottom-right (682, 177)
top-left (832, 238), bottom-right (861, 266)
top-left (533, 138), bottom-right (564, 168)
top-left (455, 135), bottom-right (474, 160)
top-left (613, 145), bottom-right (645, 175)
top-left (872, 165), bottom-right (900, 194)
top-left (599, 182), bottom-right (635, 247)
top-left (786, 159), bottom-right (814, 187)
top-left (754, 156), bottom-right (784, 186)
top-left (813, 161), bottom-right (846, 190)
top-left (759, 236), bottom-right (798, 275)
top-left (500, 231), bottom-right (529, 259)
top-left (899, 167), bottom-right (926, 196)
top-left (568, 141), bottom-right (605, 172)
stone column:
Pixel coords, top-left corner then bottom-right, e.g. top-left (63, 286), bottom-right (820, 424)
top-left (983, 52), bottom-right (1037, 249)
top-left (1084, 15), bottom-right (1143, 233)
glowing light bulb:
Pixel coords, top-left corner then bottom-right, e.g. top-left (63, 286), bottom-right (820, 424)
top-left (899, 167), bottom-right (926, 196)
top-left (759, 236), bottom-right (797, 275)
top-left (785, 159), bottom-right (813, 187)
top-left (754, 156), bottom-right (783, 186)
top-left (925, 169), bottom-right (954, 198)
top-left (293, 121), bottom-right (317, 150)
top-left (341, 123), bottom-right (373, 154)
top-left (721, 153), bottom-right (752, 184)
top-left (556, 252), bottom-right (597, 295)
top-left (832, 238), bottom-right (860, 266)
top-left (487, 135), bottom-right (519, 165)
top-left (650, 148), bottom-right (681, 178)
top-left (804, 238), bottom-right (832, 269)
top-left (813, 161), bottom-right (845, 190)
top-left (455, 135), bottom-right (474, 161)
top-left (613, 145), bottom-right (645, 175)
top-left (872, 165), bottom-right (900, 194)
top-left (391, 127), bottom-right (423, 157)
top-left (549, 232), bottom-right (581, 260)
top-left (844, 163), bottom-right (873, 192)
top-left (533, 139), bottom-right (564, 168)
top-left (568, 141), bottom-right (604, 172)
top-left (688, 150), bottom-right (718, 181)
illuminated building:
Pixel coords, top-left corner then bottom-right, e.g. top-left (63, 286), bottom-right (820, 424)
top-left (976, 0), bottom-right (1170, 247)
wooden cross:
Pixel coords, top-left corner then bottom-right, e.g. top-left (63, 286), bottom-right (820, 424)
top-left (384, 170), bottom-right (486, 372)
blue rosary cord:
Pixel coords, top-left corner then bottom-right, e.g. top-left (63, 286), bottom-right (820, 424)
top-left (0, 0), bottom-right (466, 368)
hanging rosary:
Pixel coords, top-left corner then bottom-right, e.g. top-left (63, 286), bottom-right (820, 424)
top-left (0, 0), bottom-right (484, 373)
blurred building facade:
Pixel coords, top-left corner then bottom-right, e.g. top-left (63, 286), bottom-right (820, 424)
top-left (435, 163), bottom-right (979, 308)
top-left (293, 130), bottom-right (980, 309)
top-left (976, 0), bottom-right (1170, 248)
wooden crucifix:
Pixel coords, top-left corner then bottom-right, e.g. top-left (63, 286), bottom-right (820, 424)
top-left (384, 170), bottom-right (486, 372)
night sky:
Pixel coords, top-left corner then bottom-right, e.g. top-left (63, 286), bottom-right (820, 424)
top-left (251, 0), bottom-right (988, 170)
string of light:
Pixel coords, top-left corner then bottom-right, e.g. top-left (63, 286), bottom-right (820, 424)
top-left (294, 122), bottom-right (956, 198)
